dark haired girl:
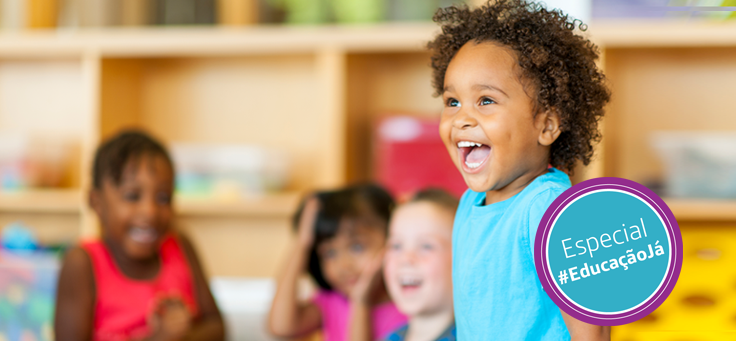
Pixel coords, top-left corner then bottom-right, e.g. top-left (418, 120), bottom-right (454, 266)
top-left (268, 184), bottom-right (406, 341)
top-left (54, 130), bottom-right (224, 341)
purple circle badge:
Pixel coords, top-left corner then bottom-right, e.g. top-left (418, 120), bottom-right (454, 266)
top-left (534, 177), bottom-right (682, 326)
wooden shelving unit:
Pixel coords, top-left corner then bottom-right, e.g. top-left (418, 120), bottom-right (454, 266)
top-left (2, 20), bottom-right (736, 277)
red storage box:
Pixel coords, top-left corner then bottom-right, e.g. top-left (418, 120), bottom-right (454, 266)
top-left (374, 116), bottom-right (467, 201)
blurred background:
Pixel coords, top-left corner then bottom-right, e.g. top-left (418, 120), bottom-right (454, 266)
top-left (1, 0), bottom-right (736, 340)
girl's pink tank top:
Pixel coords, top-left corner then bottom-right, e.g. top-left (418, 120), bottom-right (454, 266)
top-left (81, 235), bottom-right (199, 341)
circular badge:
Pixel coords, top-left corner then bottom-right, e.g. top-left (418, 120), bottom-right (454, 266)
top-left (534, 177), bottom-right (682, 326)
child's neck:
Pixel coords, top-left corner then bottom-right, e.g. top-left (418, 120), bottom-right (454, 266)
top-left (103, 238), bottom-right (161, 281)
top-left (485, 163), bottom-right (550, 206)
top-left (405, 307), bottom-right (454, 341)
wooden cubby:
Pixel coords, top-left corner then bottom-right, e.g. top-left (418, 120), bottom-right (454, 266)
top-left (346, 51), bottom-right (438, 182)
top-left (0, 24), bottom-right (433, 277)
top-left (2, 21), bottom-right (736, 279)
top-left (589, 21), bottom-right (736, 224)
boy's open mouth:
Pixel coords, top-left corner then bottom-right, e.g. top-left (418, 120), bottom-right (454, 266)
top-left (457, 141), bottom-right (491, 172)
top-left (399, 275), bottom-right (423, 293)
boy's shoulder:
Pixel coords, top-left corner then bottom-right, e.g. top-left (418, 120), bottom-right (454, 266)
top-left (522, 168), bottom-right (571, 222)
top-left (524, 168), bottom-right (571, 200)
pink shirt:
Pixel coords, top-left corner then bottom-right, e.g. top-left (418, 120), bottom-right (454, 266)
top-left (312, 290), bottom-right (407, 341)
top-left (81, 235), bottom-right (199, 341)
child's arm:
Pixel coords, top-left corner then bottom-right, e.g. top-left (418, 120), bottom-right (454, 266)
top-left (54, 247), bottom-right (95, 341)
top-left (177, 234), bottom-right (226, 341)
top-left (349, 303), bottom-right (371, 341)
top-left (561, 311), bottom-right (610, 341)
top-left (267, 198), bottom-right (322, 337)
top-left (348, 251), bottom-right (384, 341)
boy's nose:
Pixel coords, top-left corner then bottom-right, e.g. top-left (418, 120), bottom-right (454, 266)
top-left (399, 250), bottom-right (418, 265)
top-left (453, 107), bottom-right (478, 130)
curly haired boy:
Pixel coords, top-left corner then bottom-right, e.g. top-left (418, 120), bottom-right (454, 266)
top-left (429, 0), bottom-right (611, 339)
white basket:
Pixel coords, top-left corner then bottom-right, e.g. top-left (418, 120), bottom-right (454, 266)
top-left (650, 131), bottom-right (736, 198)
top-left (170, 143), bottom-right (291, 198)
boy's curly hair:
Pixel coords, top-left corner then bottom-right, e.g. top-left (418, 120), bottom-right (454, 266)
top-left (428, 0), bottom-right (610, 173)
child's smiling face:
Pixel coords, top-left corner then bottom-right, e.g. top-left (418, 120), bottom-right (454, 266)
top-left (317, 219), bottom-right (386, 297)
top-left (384, 202), bottom-right (453, 317)
top-left (440, 41), bottom-right (554, 197)
top-left (92, 155), bottom-right (174, 261)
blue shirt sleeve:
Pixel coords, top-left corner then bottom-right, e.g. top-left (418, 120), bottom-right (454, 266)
top-left (528, 187), bottom-right (567, 259)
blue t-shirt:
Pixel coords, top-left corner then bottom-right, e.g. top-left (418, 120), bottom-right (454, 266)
top-left (453, 168), bottom-right (571, 340)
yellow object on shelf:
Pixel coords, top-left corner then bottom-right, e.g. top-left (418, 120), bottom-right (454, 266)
top-left (614, 227), bottom-right (736, 340)
top-left (26, 0), bottom-right (57, 29)
top-left (217, 0), bottom-right (259, 26)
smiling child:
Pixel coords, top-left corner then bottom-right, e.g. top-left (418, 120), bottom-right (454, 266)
top-left (268, 185), bottom-right (406, 341)
top-left (428, 0), bottom-right (611, 339)
top-left (54, 130), bottom-right (224, 341)
top-left (383, 189), bottom-right (458, 341)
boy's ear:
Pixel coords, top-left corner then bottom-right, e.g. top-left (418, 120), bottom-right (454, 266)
top-left (537, 108), bottom-right (562, 146)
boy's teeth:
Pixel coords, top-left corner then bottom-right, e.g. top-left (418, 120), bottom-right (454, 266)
top-left (399, 276), bottom-right (423, 286)
top-left (465, 161), bottom-right (483, 169)
top-left (457, 141), bottom-right (482, 148)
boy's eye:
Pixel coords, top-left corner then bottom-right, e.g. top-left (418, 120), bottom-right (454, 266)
top-left (446, 98), bottom-right (460, 107)
top-left (480, 97), bottom-right (495, 106)
top-left (389, 242), bottom-right (401, 251)
top-left (421, 243), bottom-right (434, 251)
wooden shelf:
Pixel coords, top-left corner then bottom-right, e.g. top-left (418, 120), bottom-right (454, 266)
top-left (0, 23), bottom-right (438, 57)
top-left (2, 21), bottom-right (736, 58)
top-left (3, 20), bottom-right (735, 277)
top-left (175, 192), bottom-right (301, 218)
top-left (0, 189), bottom-right (82, 214)
top-left (0, 189), bottom-right (300, 217)
top-left (589, 20), bottom-right (736, 48)
top-left (664, 198), bottom-right (736, 221)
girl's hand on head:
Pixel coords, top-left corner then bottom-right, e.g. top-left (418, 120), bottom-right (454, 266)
top-left (297, 197), bottom-right (320, 248)
top-left (349, 248), bottom-right (385, 305)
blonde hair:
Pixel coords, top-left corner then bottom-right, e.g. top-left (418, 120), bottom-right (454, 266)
top-left (407, 188), bottom-right (459, 215)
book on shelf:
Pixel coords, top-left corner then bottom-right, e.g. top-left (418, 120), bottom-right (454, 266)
top-left (218, 0), bottom-right (258, 26)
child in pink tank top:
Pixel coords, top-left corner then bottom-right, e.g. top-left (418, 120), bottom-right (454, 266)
top-left (54, 130), bottom-right (224, 341)
top-left (268, 185), bottom-right (407, 341)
